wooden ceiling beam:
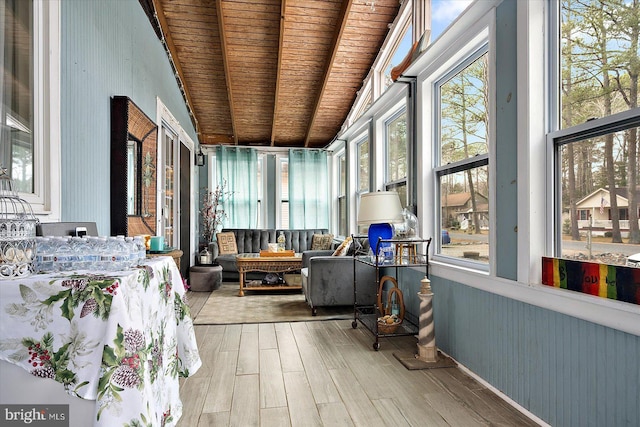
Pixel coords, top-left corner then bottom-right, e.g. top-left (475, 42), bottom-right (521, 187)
top-left (303, 0), bottom-right (353, 148)
top-left (151, 0), bottom-right (199, 136)
top-left (200, 133), bottom-right (236, 145)
top-left (216, 0), bottom-right (239, 145)
top-left (270, 0), bottom-right (287, 146)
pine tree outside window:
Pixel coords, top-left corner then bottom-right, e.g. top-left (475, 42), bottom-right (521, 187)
top-left (550, 0), bottom-right (640, 263)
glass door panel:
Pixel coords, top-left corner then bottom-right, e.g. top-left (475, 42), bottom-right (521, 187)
top-left (162, 127), bottom-right (177, 247)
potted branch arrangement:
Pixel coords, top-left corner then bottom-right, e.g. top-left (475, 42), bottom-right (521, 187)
top-left (200, 180), bottom-right (233, 263)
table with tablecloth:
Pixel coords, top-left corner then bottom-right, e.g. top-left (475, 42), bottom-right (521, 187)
top-left (0, 256), bottom-right (201, 426)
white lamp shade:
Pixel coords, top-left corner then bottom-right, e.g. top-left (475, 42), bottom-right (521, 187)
top-left (357, 191), bottom-right (403, 225)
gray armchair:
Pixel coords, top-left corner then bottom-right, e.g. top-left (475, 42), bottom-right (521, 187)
top-left (301, 250), bottom-right (377, 316)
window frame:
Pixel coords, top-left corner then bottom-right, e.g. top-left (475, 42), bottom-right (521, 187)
top-left (277, 155), bottom-right (289, 229)
top-left (356, 135), bottom-right (369, 195)
top-left (383, 107), bottom-right (408, 204)
top-left (337, 150), bottom-right (347, 237)
top-left (548, 109), bottom-right (640, 257)
top-left (374, 0), bottom-right (413, 97)
top-left (255, 153), bottom-right (265, 228)
top-left (433, 44), bottom-right (491, 270)
top-left (538, 0), bottom-right (639, 328)
top-left (11, 0), bottom-right (62, 219)
top-left (548, 0), bottom-right (640, 262)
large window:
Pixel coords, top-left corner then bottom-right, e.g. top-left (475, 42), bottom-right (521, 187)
top-left (551, 0), bottom-right (640, 264)
top-left (256, 154), bottom-right (263, 228)
top-left (2, 0), bottom-right (33, 192)
top-left (552, 117), bottom-right (640, 265)
top-left (357, 137), bottom-right (369, 193)
top-left (354, 137), bottom-right (369, 236)
top-left (558, 0), bottom-right (637, 128)
top-left (1, 0), bottom-right (59, 215)
top-left (338, 153), bottom-right (347, 236)
top-left (279, 157), bottom-right (289, 229)
top-left (383, 25), bottom-right (413, 91)
top-left (435, 48), bottom-right (490, 265)
top-left (385, 109), bottom-right (408, 206)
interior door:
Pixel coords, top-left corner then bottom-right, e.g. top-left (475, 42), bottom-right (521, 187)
top-left (179, 143), bottom-right (190, 277)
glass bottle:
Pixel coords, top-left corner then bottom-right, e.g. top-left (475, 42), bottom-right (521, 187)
top-left (54, 237), bottom-right (73, 272)
top-left (34, 237), bottom-right (52, 273)
top-left (96, 237), bottom-right (111, 271)
top-left (133, 236), bottom-right (147, 264)
top-left (113, 236), bottom-right (131, 270)
top-left (277, 232), bottom-right (285, 252)
top-left (125, 236), bottom-right (138, 265)
top-left (72, 236), bottom-right (92, 270)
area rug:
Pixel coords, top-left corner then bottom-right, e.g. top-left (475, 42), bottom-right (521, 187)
top-left (194, 283), bottom-right (353, 325)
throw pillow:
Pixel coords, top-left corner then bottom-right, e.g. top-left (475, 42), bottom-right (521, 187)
top-left (311, 233), bottom-right (334, 250)
top-left (332, 236), bottom-right (353, 256)
top-left (216, 232), bottom-right (238, 255)
top-left (346, 237), bottom-right (364, 256)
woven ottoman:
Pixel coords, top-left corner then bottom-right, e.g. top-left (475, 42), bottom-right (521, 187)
top-left (189, 265), bottom-right (223, 292)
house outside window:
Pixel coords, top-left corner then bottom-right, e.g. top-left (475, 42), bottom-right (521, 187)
top-left (553, 120), bottom-right (639, 262)
top-left (435, 47), bottom-right (490, 265)
top-left (550, 0), bottom-right (640, 264)
top-left (385, 108), bottom-right (408, 207)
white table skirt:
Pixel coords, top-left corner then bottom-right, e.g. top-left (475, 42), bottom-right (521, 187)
top-left (0, 257), bottom-right (201, 426)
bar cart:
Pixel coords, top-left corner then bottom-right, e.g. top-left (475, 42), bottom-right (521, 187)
top-left (351, 236), bottom-right (432, 350)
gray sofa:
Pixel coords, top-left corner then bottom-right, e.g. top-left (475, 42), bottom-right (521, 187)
top-left (300, 240), bottom-right (377, 316)
top-left (214, 228), bottom-right (332, 281)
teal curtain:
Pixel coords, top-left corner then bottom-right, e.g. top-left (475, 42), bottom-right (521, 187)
top-left (216, 146), bottom-right (258, 228)
top-left (288, 149), bottom-right (329, 229)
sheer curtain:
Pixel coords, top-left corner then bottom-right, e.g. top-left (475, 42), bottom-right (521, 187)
top-left (288, 149), bottom-right (329, 229)
top-left (216, 146), bottom-right (258, 228)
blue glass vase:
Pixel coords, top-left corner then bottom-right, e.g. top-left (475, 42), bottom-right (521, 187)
top-left (368, 223), bottom-right (393, 260)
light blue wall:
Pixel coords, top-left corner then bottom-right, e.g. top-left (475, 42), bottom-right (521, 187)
top-left (60, 0), bottom-right (197, 234)
top-left (395, 267), bottom-right (639, 427)
top-left (494, 0), bottom-right (518, 280)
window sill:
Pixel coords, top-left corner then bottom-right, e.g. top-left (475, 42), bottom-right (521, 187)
top-left (430, 261), bottom-right (640, 337)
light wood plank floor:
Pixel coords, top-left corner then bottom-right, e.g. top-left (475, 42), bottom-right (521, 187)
top-left (178, 291), bottom-right (541, 427)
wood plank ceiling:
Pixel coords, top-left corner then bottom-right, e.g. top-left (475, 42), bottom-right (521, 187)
top-left (150, 0), bottom-right (401, 149)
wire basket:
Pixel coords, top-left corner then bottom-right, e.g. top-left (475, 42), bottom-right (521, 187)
top-left (0, 168), bottom-right (38, 279)
top-left (377, 315), bottom-right (402, 334)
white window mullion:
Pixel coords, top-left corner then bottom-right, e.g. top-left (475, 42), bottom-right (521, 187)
top-left (18, 0), bottom-right (61, 218)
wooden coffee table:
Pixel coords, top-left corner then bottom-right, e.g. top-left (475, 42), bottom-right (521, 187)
top-left (236, 253), bottom-right (303, 296)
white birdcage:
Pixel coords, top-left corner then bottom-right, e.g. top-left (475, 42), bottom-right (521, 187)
top-left (0, 167), bottom-right (39, 279)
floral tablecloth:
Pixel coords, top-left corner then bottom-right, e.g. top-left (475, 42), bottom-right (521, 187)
top-left (0, 256), bottom-right (201, 426)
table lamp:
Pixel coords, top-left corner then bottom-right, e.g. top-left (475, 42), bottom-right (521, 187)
top-left (357, 191), bottom-right (403, 258)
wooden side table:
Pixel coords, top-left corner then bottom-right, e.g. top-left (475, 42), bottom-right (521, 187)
top-left (147, 248), bottom-right (183, 271)
top-left (394, 242), bottom-right (418, 264)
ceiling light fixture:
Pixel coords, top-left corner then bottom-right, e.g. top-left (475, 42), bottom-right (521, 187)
top-left (195, 148), bottom-right (205, 167)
